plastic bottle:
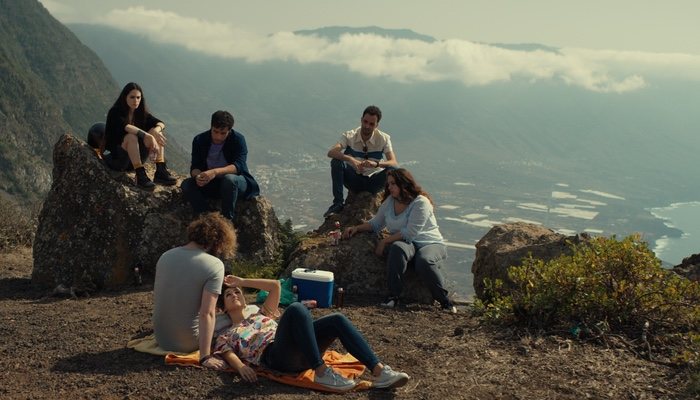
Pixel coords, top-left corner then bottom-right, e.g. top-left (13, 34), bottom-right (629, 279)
top-left (292, 285), bottom-right (299, 303)
top-left (133, 265), bottom-right (142, 286)
top-left (335, 287), bottom-right (344, 308)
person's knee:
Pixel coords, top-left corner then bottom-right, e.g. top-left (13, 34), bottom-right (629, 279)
top-left (121, 133), bottom-right (138, 147)
top-left (330, 158), bottom-right (344, 168)
top-left (220, 174), bottom-right (242, 189)
top-left (388, 241), bottom-right (411, 257)
top-left (415, 253), bottom-right (446, 274)
top-left (181, 177), bottom-right (198, 193)
top-left (286, 301), bottom-right (308, 317)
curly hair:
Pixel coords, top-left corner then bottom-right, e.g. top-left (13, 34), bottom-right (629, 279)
top-left (382, 168), bottom-right (434, 205)
top-left (186, 213), bottom-right (237, 259)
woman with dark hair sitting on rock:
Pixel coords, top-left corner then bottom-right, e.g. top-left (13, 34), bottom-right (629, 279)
top-left (343, 168), bottom-right (456, 313)
top-left (207, 277), bottom-right (410, 392)
top-left (105, 82), bottom-right (176, 189)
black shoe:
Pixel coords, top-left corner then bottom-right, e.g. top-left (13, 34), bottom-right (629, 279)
top-left (154, 162), bottom-right (177, 186)
top-left (135, 167), bottom-right (155, 190)
top-left (323, 203), bottom-right (344, 218)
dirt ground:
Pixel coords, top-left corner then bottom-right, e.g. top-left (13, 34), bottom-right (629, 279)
top-left (0, 247), bottom-right (694, 399)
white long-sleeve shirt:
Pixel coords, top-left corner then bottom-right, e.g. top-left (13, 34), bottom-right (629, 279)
top-left (369, 195), bottom-right (444, 247)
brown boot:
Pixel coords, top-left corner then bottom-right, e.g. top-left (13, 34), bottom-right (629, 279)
top-left (135, 167), bottom-right (155, 190)
top-left (154, 162), bottom-right (177, 186)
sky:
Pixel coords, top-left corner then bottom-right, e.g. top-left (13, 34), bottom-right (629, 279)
top-left (39, 0), bottom-right (700, 93)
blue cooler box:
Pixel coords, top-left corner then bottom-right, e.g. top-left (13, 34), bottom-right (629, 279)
top-left (291, 268), bottom-right (334, 308)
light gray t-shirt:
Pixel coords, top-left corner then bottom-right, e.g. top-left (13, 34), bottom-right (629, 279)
top-left (153, 246), bottom-right (224, 352)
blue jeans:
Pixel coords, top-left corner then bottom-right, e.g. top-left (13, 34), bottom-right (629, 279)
top-left (261, 302), bottom-right (380, 373)
top-left (181, 174), bottom-right (247, 220)
top-left (330, 159), bottom-right (390, 205)
top-left (386, 242), bottom-right (451, 306)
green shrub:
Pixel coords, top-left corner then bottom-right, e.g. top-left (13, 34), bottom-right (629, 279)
top-left (476, 234), bottom-right (700, 343)
top-left (0, 196), bottom-right (40, 250)
top-left (229, 218), bottom-right (305, 280)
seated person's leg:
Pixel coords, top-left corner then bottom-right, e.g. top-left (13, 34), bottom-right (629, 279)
top-left (384, 241), bottom-right (416, 305)
top-left (153, 146), bottom-right (177, 185)
top-left (111, 134), bottom-right (154, 188)
top-left (312, 313), bottom-right (380, 370)
top-left (342, 167), bottom-right (367, 194)
top-left (414, 244), bottom-right (451, 307)
top-left (365, 169), bottom-right (389, 194)
top-left (263, 302), bottom-right (323, 372)
top-left (329, 159), bottom-right (346, 206)
top-left (219, 174), bottom-right (248, 220)
top-left (121, 133), bottom-right (149, 167)
top-left (181, 177), bottom-right (213, 216)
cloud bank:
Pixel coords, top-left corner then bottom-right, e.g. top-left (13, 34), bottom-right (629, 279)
top-left (91, 6), bottom-right (700, 93)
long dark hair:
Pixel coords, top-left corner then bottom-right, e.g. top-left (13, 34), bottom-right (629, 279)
top-left (111, 82), bottom-right (151, 128)
top-left (382, 168), bottom-right (434, 205)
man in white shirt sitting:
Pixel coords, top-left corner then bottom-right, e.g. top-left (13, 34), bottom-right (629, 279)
top-left (324, 105), bottom-right (399, 218)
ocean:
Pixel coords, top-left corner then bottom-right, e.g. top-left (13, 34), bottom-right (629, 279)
top-left (650, 201), bottom-right (700, 265)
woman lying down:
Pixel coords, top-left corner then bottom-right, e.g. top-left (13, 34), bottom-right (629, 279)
top-left (208, 276), bottom-right (410, 392)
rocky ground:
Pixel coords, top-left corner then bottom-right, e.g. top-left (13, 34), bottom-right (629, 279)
top-left (0, 247), bottom-right (694, 399)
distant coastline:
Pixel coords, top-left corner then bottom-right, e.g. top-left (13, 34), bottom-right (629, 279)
top-left (649, 201), bottom-right (700, 265)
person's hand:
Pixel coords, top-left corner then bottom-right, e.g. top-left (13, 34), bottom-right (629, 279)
top-left (144, 133), bottom-right (160, 155)
top-left (224, 275), bottom-right (244, 287)
top-left (375, 239), bottom-right (387, 257)
top-left (201, 356), bottom-right (226, 370)
top-left (342, 226), bottom-right (357, 239)
top-left (347, 158), bottom-right (363, 173)
top-left (237, 364), bottom-right (258, 382)
top-left (360, 159), bottom-right (375, 169)
top-left (196, 170), bottom-right (215, 187)
top-left (150, 128), bottom-right (166, 146)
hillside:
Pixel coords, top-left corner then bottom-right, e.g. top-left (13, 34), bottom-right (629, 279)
top-left (0, 0), bottom-right (117, 200)
top-left (0, 246), bottom-right (692, 400)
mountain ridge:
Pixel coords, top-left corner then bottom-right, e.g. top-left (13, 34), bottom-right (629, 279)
top-left (0, 0), bottom-right (117, 200)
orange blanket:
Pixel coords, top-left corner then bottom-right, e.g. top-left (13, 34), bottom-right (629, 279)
top-left (165, 350), bottom-right (372, 393)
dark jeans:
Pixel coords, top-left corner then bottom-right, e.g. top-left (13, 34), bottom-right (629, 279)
top-left (261, 302), bottom-right (380, 373)
top-left (386, 241), bottom-right (451, 306)
top-left (181, 174), bottom-right (247, 220)
top-left (330, 159), bottom-right (390, 205)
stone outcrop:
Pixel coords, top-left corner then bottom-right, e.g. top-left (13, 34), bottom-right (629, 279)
top-left (32, 134), bottom-right (280, 291)
top-left (284, 191), bottom-right (434, 304)
top-left (471, 222), bottom-right (589, 300)
top-left (673, 253), bottom-right (700, 282)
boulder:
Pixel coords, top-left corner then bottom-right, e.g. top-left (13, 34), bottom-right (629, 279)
top-left (284, 191), bottom-right (434, 304)
top-left (673, 253), bottom-right (700, 282)
top-left (32, 134), bottom-right (281, 291)
top-left (471, 222), bottom-right (589, 300)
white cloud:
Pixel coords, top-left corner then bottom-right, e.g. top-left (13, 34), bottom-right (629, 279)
top-left (91, 6), bottom-right (700, 93)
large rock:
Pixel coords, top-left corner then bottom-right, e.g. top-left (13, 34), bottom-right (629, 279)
top-left (673, 253), bottom-right (700, 282)
top-left (284, 191), bottom-right (434, 304)
top-left (32, 134), bottom-right (281, 291)
top-left (471, 222), bottom-right (588, 300)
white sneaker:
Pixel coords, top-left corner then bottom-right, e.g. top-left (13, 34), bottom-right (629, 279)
top-left (380, 297), bottom-right (398, 308)
top-left (314, 367), bottom-right (356, 392)
top-left (373, 365), bottom-right (410, 389)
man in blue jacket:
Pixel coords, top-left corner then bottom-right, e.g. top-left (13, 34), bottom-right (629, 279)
top-left (181, 110), bottom-right (260, 221)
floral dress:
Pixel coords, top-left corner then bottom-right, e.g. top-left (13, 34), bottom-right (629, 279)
top-left (213, 313), bottom-right (277, 366)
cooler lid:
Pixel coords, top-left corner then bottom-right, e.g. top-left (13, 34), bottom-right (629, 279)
top-left (292, 268), bottom-right (334, 282)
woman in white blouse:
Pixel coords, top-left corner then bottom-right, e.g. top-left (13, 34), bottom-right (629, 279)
top-left (343, 168), bottom-right (455, 312)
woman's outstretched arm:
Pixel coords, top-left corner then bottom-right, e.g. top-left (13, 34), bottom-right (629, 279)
top-left (225, 276), bottom-right (281, 317)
